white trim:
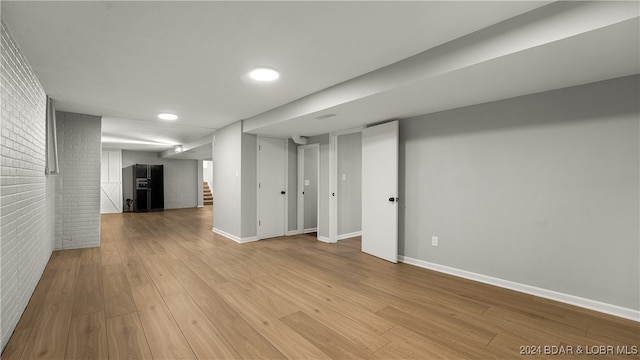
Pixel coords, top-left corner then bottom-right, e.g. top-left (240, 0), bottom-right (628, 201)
top-left (337, 231), bottom-right (361, 240)
top-left (399, 256), bottom-right (640, 322)
top-left (317, 235), bottom-right (331, 243)
top-left (286, 230), bottom-right (299, 236)
top-left (303, 227), bottom-right (318, 233)
top-left (197, 205), bottom-right (204, 208)
top-left (212, 227), bottom-right (258, 244)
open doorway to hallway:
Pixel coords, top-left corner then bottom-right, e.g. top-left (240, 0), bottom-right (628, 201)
top-left (203, 160), bottom-right (213, 206)
top-left (297, 144), bottom-right (320, 238)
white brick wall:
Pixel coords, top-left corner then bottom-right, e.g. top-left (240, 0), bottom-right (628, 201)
top-left (55, 111), bottom-right (101, 249)
top-left (0, 21), bottom-right (55, 349)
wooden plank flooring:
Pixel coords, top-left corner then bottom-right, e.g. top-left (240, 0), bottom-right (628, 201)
top-left (3, 207), bottom-right (638, 359)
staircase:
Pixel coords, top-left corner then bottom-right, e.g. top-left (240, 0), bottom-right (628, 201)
top-left (203, 182), bottom-right (213, 206)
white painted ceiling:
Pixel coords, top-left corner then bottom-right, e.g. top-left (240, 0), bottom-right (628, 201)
top-left (2, 1), bottom-right (638, 159)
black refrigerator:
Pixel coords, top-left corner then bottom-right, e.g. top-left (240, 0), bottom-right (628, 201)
top-left (133, 164), bottom-right (164, 212)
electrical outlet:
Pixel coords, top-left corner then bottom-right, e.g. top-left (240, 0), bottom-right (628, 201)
top-left (431, 236), bottom-right (439, 246)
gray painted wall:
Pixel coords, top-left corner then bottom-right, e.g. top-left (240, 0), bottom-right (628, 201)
top-left (212, 122), bottom-right (242, 236)
top-left (399, 75), bottom-right (639, 310)
top-left (307, 134), bottom-right (330, 238)
top-left (211, 122), bottom-right (257, 240)
top-left (303, 147), bottom-right (319, 231)
top-left (337, 132), bottom-right (362, 236)
top-left (241, 132), bottom-right (257, 238)
top-left (287, 139), bottom-right (297, 232)
top-left (197, 160), bottom-right (204, 207)
top-left (122, 150), bottom-right (198, 210)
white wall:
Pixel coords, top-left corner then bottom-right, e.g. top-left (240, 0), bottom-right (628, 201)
top-left (399, 75), bottom-right (639, 312)
top-left (0, 22), bottom-right (56, 350)
top-left (122, 150), bottom-right (198, 210)
top-left (55, 111), bottom-right (102, 250)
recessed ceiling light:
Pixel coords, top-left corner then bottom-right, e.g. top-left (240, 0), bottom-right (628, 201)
top-left (158, 113), bottom-right (178, 121)
top-left (248, 68), bottom-right (280, 82)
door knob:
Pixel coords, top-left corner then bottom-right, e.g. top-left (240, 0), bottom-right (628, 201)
top-left (388, 197), bottom-right (395, 202)
top-left (281, 191), bottom-right (286, 194)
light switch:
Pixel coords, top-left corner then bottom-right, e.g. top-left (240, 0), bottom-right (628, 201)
top-left (304, 179), bottom-right (310, 186)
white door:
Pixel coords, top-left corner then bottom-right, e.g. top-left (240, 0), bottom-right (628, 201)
top-left (101, 150), bottom-right (122, 214)
top-left (362, 121), bottom-right (399, 263)
top-left (258, 137), bottom-right (286, 239)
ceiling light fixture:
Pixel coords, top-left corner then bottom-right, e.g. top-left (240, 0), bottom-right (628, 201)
top-left (158, 113), bottom-right (178, 121)
top-left (248, 67), bottom-right (280, 82)
top-left (315, 113), bottom-right (337, 120)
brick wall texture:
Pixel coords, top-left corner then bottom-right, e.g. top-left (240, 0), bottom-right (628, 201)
top-left (0, 22), bottom-right (102, 349)
top-left (0, 21), bottom-right (55, 349)
top-left (55, 111), bottom-right (102, 249)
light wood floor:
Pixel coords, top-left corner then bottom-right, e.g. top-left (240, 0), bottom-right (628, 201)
top-left (3, 207), bottom-right (638, 359)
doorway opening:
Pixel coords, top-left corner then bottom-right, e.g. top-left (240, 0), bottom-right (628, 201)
top-left (336, 132), bottom-right (362, 240)
top-left (203, 160), bottom-right (213, 206)
top-left (297, 144), bottom-right (320, 238)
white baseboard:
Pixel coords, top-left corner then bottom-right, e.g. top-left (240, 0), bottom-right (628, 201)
top-left (399, 256), bottom-right (640, 322)
top-left (317, 235), bottom-right (334, 243)
top-left (286, 230), bottom-right (299, 236)
top-left (197, 205), bottom-right (204, 208)
top-left (212, 227), bottom-right (258, 244)
top-left (338, 231), bottom-right (361, 240)
top-left (303, 228), bottom-right (318, 233)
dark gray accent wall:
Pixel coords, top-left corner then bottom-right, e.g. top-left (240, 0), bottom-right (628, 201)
top-left (399, 75), bottom-right (639, 310)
